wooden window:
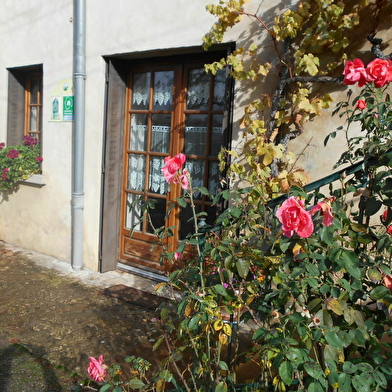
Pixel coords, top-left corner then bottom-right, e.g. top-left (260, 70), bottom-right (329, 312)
top-left (7, 65), bottom-right (43, 146)
top-left (24, 73), bottom-right (43, 142)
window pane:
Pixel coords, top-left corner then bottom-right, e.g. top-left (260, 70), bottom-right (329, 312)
top-left (30, 78), bottom-right (40, 104)
top-left (151, 114), bottom-right (171, 153)
top-left (130, 114), bottom-right (148, 151)
top-left (187, 68), bottom-right (210, 110)
top-left (179, 202), bottom-right (200, 240)
top-left (125, 193), bottom-right (143, 231)
top-left (132, 72), bottom-right (150, 110)
top-left (147, 197), bottom-right (166, 234)
top-left (184, 114), bottom-right (208, 156)
top-left (29, 106), bottom-right (38, 132)
top-left (149, 156), bottom-right (167, 195)
top-left (208, 160), bottom-right (220, 196)
top-left (185, 159), bottom-right (204, 199)
top-left (127, 154), bottom-right (146, 191)
top-left (210, 114), bottom-right (223, 156)
top-left (213, 69), bottom-right (226, 110)
top-left (153, 71), bottom-right (174, 111)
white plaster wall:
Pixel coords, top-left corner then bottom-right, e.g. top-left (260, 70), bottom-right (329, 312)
top-left (0, 1), bottom-right (74, 262)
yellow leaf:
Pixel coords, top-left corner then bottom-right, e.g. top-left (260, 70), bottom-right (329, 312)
top-left (223, 323), bottom-right (232, 336)
top-left (213, 320), bottom-right (223, 331)
top-left (325, 298), bottom-right (344, 315)
top-left (156, 379), bottom-right (165, 392)
top-left (219, 332), bottom-right (229, 345)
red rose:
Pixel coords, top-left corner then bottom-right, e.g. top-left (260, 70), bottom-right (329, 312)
top-left (356, 99), bottom-right (367, 110)
top-left (277, 196), bottom-right (314, 238)
top-left (366, 58), bottom-right (392, 88)
top-left (161, 153), bottom-right (186, 184)
top-left (343, 59), bottom-right (368, 87)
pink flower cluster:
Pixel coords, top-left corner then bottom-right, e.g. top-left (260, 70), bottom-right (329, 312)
top-left (161, 153), bottom-right (189, 190)
top-left (23, 136), bottom-right (38, 146)
top-left (2, 168), bottom-right (9, 181)
top-left (343, 58), bottom-right (392, 88)
top-left (6, 149), bottom-right (19, 159)
top-left (277, 196), bottom-right (334, 239)
top-left (87, 355), bottom-right (107, 383)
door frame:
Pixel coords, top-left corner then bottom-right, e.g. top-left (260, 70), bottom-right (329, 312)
top-left (99, 46), bottom-right (234, 274)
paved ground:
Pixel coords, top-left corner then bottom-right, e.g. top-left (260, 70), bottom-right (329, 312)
top-left (0, 241), bottom-right (168, 391)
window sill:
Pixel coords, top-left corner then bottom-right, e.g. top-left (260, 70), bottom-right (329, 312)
top-left (21, 174), bottom-right (46, 186)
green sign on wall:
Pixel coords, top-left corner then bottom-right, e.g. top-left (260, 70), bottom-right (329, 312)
top-left (63, 96), bottom-right (74, 121)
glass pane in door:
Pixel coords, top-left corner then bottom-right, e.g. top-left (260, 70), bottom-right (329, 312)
top-left (153, 71), bottom-right (174, 111)
top-left (184, 114), bottom-right (208, 157)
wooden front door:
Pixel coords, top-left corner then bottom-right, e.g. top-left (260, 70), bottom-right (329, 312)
top-left (119, 58), bottom-right (228, 273)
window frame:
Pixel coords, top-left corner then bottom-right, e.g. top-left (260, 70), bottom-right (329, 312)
top-left (7, 64), bottom-right (43, 147)
top-left (24, 71), bottom-right (43, 143)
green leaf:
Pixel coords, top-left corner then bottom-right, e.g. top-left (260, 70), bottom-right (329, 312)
top-left (324, 345), bottom-right (342, 363)
top-left (198, 186), bottom-right (210, 196)
top-left (286, 347), bottom-right (303, 363)
top-left (373, 371), bottom-right (387, 387)
top-left (352, 374), bottom-right (372, 392)
top-left (213, 284), bottom-right (228, 297)
top-left (325, 331), bottom-right (344, 349)
top-left (343, 361), bottom-right (357, 374)
top-left (99, 385), bottom-right (111, 392)
top-left (279, 361), bottom-right (293, 385)
top-left (341, 250), bottom-right (361, 279)
top-left (370, 285), bottom-right (390, 300)
top-left (236, 258), bottom-right (250, 278)
top-left (364, 197), bottom-right (382, 216)
top-left (188, 316), bottom-right (200, 331)
top-left (304, 362), bottom-right (323, 380)
top-left (128, 379), bottom-right (146, 389)
top-left (307, 380), bottom-right (325, 392)
top-left (215, 381), bottom-right (228, 392)
top-left (218, 361), bottom-right (229, 371)
top-left (338, 373), bottom-right (352, 391)
top-left (176, 197), bottom-right (187, 208)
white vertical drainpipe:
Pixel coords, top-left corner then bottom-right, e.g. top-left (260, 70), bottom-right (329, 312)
top-left (72, 0), bottom-right (86, 271)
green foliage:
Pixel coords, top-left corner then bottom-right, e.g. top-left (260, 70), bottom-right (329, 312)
top-left (0, 137), bottom-right (42, 192)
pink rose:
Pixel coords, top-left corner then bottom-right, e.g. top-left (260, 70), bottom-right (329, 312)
top-left (310, 200), bottom-right (334, 227)
top-left (384, 275), bottom-right (392, 290)
top-left (161, 153), bottom-right (186, 184)
top-left (356, 99), bottom-right (367, 110)
top-left (343, 59), bottom-right (368, 87)
top-left (35, 156), bottom-right (44, 163)
top-left (0, 143), bottom-right (5, 150)
top-left (277, 196), bottom-right (314, 238)
top-left (87, 355), bottom-right (107, 383)
top-left (365, 58), bottom-right (392, 88)
top-left (174, 169), bottom-right (189, 190)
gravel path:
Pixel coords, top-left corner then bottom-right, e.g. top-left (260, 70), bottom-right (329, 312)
top-left (0, 246), bottom-right (162, 390)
